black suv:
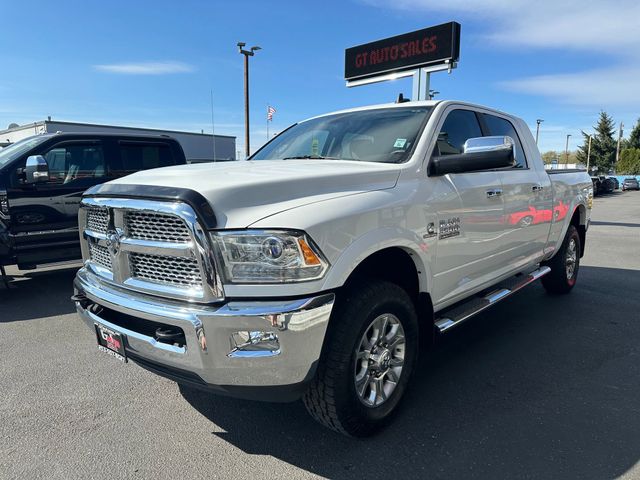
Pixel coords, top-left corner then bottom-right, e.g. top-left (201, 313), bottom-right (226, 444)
top-left (0, 133), bottom-right (187, 271)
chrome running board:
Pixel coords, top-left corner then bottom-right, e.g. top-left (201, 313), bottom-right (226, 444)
top-left (434, 266), bottom-right (551, 333)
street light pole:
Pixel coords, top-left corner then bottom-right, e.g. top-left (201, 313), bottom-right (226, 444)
top-left (615, 121), bottom-right (624, 169)
top-left (237, 42), bottom-right (261, 158)
top-left (586, 134), bottom-right (592, 172)
top-left (535, 119), bottom-right (544, 145)
top-left (564, 134), bottom-right (572, 165)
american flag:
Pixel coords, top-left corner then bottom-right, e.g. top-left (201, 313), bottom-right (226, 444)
top-left (267, 105), bottom-right (276, 121)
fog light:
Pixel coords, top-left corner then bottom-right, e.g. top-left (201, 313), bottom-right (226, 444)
top-left (228, 331), bottom-right (280, 358)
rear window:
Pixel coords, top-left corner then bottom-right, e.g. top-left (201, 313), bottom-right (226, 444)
top-left (114, 142), bottom-right (177, 176)
top-left (481, 114), bottom-right (528, 169)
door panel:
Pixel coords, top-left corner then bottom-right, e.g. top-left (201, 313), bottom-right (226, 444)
top-left (432, 172), bottom-right (505, 304)
top-left (480, 113), bottom-right (553, 265)
top-left (430, 108), bottom-right (506, 304)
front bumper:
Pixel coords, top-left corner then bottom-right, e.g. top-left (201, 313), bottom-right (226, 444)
top-left (74, 268), bottom-right (335, 402)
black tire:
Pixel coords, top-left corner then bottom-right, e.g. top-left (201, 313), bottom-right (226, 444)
top-left (303, 279), bottom-right (419, 437)
top-left (541, 224), bottom-right (581, 294)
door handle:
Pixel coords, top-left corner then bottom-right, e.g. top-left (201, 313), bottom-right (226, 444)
top-left (532, 184), bottom-right (544, 192)
top-left (486, 189), bottom-right (503, 198)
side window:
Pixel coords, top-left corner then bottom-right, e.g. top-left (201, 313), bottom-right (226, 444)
top-left (117, 142), bottom-right (176, 176)
top-left (43, 143), bottom-right (106, 185)
top-left (436, 109), bottom-right (483, 155)
top-left (481, 114), bottom-right (527, 169)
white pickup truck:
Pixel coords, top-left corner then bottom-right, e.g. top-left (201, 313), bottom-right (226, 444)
top-left (73, 100), bottom-right (593, 436)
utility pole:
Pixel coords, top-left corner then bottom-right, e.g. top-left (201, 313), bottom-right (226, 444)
top-left (210, 89), bottom-right (217, 162)
top-left (237, 42), bottom-right (261, 158)
top-left (565, 134), bottom-right (571, 165)
top-left (535, 119), bottom-right (544, 145)
top-left (615, 121), bottom-right (624, 169)
top-left (586, 134), bottom-right (592, 172)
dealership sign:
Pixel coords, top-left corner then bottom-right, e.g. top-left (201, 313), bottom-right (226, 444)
top-left (345, 22), bottom-right (461, 81)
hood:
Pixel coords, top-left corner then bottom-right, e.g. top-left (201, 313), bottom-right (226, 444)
top-left (109, 159), bottom-right (400, 227)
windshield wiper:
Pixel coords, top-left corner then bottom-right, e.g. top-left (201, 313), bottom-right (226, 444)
top-left (282, 155), bottom-right (341, 160)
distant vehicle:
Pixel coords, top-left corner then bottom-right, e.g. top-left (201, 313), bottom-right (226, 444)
top-left (591, 176), bottom-right (603, 195)
top-left (622, 177), bottom-right (640, 191)
top-left (599, 176), bottom-right (614, 194)
top-left (0, 133), bottom-right (187, 272)
top-left (609, 177), bottom-right (619, 190)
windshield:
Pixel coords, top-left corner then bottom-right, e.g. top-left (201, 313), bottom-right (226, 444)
top-left (251, 106), bottom-right (432, 163)
top-left (0, 135), bottom-right (49, 169)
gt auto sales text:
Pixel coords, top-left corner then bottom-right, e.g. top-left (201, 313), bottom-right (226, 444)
top-left (354, 36), bottom-right (438, 68)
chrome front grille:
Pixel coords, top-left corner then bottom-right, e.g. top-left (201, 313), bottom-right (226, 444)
top-left (130, 253), bottom-right (200, 287)
top-left (89, 243), bottom-right (111, 270)
top-left (86, 208), bottom-right (109, 235)
top-left (79, 198), bottom-right (222, 303)
top-left (125, 211), bottom-right (191, 243)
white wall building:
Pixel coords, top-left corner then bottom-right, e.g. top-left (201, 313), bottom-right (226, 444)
top-left (0, 120), bottom-right (235, 163)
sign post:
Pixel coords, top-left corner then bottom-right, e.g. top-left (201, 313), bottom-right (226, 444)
top-left (345, 22), bottom-right (461, 100)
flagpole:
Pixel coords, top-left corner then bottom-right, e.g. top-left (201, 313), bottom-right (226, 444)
top-left (266, 105), bottom-right (269, 141)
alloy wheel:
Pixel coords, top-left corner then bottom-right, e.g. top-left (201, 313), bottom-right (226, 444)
top-left (354, 313), bottom-right (406, 407)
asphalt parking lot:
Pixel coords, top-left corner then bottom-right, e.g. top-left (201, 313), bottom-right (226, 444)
top-left (1, 191), bottom-right (639, 480)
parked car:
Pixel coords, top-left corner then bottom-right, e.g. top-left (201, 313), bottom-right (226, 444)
top-left (591, 176), bottom-right (603, 195)
top-left (73, 101), bottom-right (592, 436)
top-left (0, 133), bottom-right (187, 273)
top-left (609, 177), bottom-right (619, 190)
top-left (622, 177), bottom-right (640, 191)
top-left (599, 176), bottom-right (614, 194)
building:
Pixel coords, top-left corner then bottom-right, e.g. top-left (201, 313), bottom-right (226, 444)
top-left (0, 120), bottom-right (236, 163)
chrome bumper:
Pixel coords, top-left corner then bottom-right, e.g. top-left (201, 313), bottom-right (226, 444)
top-left (74, 268), bottom-right (334, 400)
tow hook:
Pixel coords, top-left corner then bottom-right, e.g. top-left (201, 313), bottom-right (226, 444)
top-left (154, 326), bottom-right (185, 346)
top-left (71, 293), bottom-right (92, 309)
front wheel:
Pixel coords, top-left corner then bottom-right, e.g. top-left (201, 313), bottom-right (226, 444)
top-left (303, 279), bottom-right (419, 437)
top-left (541, 224), bottom-right (581, 294)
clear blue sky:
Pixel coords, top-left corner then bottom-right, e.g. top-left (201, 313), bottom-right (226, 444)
top-left (2, 0), bottom-right (639, 154)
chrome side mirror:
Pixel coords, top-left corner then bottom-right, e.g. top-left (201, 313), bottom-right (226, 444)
top-left (463, 135), bottom-right (514, 154)
top-left (429, 136), bottom-right (515, 176)
top-left (24, 155), bottom-right (49, 183)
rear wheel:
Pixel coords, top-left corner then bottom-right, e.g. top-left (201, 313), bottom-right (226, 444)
top-left (542, 224), bottom-right (581, 294)
top-left (518, 215), bottom-right (534, 228)
top-left (303, 279), bottom-right (418, 437)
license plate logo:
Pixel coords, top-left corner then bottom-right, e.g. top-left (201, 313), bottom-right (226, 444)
top-left (94, 324), bottom-right (127, 363)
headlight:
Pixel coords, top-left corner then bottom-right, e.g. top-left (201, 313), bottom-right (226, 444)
top-left (210, 230), bottom-right (329, 284)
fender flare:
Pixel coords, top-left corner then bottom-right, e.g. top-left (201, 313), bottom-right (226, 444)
top-left (319, 226), bottom-right (432, 294)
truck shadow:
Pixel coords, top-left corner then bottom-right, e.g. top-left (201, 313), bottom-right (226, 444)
top-left (0, 265), bottom-right (80, 322)
top-left (180, 265), bottom-right (640, 479)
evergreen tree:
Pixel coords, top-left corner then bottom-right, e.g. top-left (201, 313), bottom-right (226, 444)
top-left (576, 111), bottom-right (617, 173)
top-left (618, 148), bottom-right (640, 175)
top-left (628, 118), bottom-right (640, 149)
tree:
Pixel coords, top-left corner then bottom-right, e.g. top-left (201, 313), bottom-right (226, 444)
top-left (540, 151), bottom-right (560, 164)
top-left (628, 118), bottom-right (640, 149)
top-left (540, 150), bottom-right (578, 166)
top-left (576, 111), bottom-right (617, 173)
top-left (617, 148), bottom-right (640, 175)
